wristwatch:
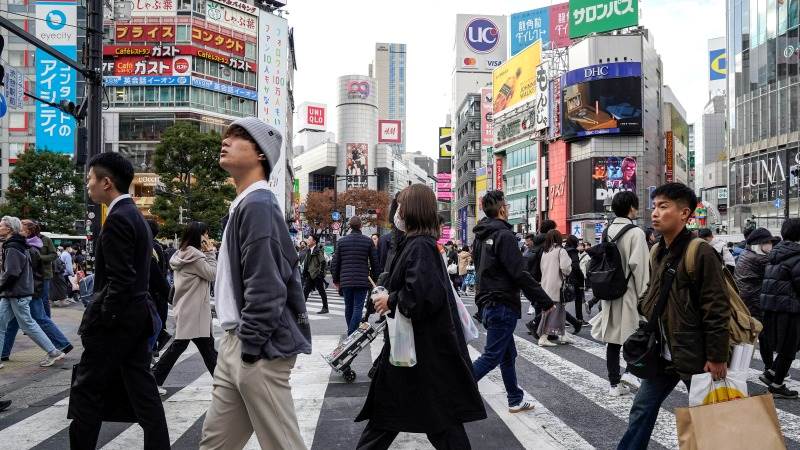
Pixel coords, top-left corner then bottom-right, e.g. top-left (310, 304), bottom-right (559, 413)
top-left (241, 353), bottom-right (260, 364)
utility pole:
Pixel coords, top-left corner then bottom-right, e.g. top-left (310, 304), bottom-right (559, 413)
top-left (0, 0), bottom-right (105, 259)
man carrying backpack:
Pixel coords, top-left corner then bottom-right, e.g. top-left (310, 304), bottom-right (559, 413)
top-left (618, 183), bottom-right (730, 449)
top-left (587, 191), bottom-right (650, 397)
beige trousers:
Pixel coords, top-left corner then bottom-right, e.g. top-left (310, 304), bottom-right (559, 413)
top-left (199, 332), bottom-right (306, 450)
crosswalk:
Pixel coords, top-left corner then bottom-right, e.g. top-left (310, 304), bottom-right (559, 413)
top-left (4, 295), bottom-right (800, 449)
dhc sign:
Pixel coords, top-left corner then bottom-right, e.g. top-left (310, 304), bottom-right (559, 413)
top-left (563, 62), bottom-right (642, 87)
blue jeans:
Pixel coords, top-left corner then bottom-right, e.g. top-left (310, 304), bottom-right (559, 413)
top-left (472, 303), bottom-right (524, 407)
top-left (343, 287), bottom-right (369, 335)
top-left (42, 279), bottom-right (51, 317)
top-left (617, 371), bottom-right (683, 450)
top-left (3, 295), bottom-right (71, 358)
top-left (0, 297), bottom-right (56, 355)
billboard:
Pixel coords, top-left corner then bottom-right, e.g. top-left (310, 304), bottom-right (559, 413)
top-left (436, 172), bottom-right (453, 201)
top-left (103, 56), bottom-right (184, 76)
top-left (561, 63), bottom-right (642, 140)
top-left (206, 0), bottom-right (258, 36)
top-left (192, 25), bottom-right (246, 56)
top-left (439, 127), bottom-right (453, 158)
top-left (35, 0), bottom-right (77, 155)
top-left (548, 141), bottom-right (569, 231)
top-left (299, 102), bottom-right (326, 132)
top-left (345, 143), bottom-right (369, 188)
top-left (476, 167), bottom-right (488, 220)
top-left (709, 48), bottom-right (727, 81)
top-left (665, 131), bottom-right (674, 182)
top-left (592, 156), bottom-right (637, 212)
top-left (338, 76), bottom-right (377, 107)
top-left (533, 62), bottom-right (549, 131)
top-left (131, 0), bottom-right (176, 16)
top-left (455, 15), bottom-right (507, 72)
top-left (549, 77), bottom-right (562, 139)
top-left (257, 12), bottom-right (289, 215)
top-left (480, 87), bottom-right (493, 147)
top-left (378, 120), bottom-right (402, 144)
top-left (510, 2), bottom-right (571, 55)
top-left (569, 0), bottom-right (639, 39)
top-left (116, 24), bottom-right (175, 42)
top-left (495, 157), bottom-right (504, 191)
top-left (571, 158), bottom-right (594, 215)
top-left (103, 45), bottom-right (256, 72)
top-left (492, 40), bottom-right (542, 116)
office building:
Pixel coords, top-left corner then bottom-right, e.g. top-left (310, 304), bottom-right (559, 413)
top-left (371, 43), bottom-right (406, 154)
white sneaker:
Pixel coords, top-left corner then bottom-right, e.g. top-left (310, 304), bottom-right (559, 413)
top-left (621, 372), bottom-right (640, 391)
top-left (608, 384), bottom-right (632, 397)
top-left (157, 386), bottom-right (167, 396)
top-left (509, 398), bottom-right (535, 413)
top-left (40, 351), bottom-right (65, 367)
top-left (558, 335), bottom-right (573, 345)
top-left (0, 363), bottom-right (4, 369)
top-left (538, 336), bottom-right (557, 347)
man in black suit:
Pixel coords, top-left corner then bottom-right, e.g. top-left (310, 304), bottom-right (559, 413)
top-left (68, 152), bottom-right (169, 450)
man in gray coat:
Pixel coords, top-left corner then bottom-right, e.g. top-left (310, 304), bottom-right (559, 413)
top-left (200, 118), bottom-right (311, 450)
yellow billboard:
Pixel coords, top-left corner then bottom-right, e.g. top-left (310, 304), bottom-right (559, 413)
top-left (439, 127), bottom-right (453, 158)
top-left (492, 40), bottom-right (542, 115)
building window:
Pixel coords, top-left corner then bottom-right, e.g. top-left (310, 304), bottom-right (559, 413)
top-left (176, 25), bottom-right (191, 43)
top-left (9, 112), bottom-right (26, 130)
top-left (245, 42), bottom-right (257, 60)
top-left (193, 0), bottom-right (206, 14)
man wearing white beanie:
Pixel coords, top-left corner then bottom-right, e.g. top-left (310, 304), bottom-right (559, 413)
top-left (200, 117), bottom-right (311, 450)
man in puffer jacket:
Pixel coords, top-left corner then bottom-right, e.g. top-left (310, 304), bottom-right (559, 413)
top-left (331, 216), bottom-right (379, 335)
top-left (759, 219), bottom-right (800, 399)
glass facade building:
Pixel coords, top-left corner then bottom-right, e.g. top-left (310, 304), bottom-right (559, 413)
top-left (727, 0), bottom-right (800, 232)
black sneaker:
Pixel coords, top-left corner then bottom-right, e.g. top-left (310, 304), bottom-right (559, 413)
top-left (759, 371), bottom-right (775, 386)
top-left (525, 320), bottom-right (539, 339)
top-left (0, 357), bottom-right (8, 362)
top-left (317, 308), bottom-right (329, 314)
top-left (0, 400), bottom-right (10, 412)
top-left (571, 322), bottom-right (583, 335)
top-left (769, 384), bottom-right (799, 399)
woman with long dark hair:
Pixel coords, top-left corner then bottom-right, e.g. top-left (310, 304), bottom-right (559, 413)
top-left (356, 184), bottom-right (485, 449)
top-left (537, 229), bottom-right (573, 346)
top-left (151, 221), bottom-right (217, 394)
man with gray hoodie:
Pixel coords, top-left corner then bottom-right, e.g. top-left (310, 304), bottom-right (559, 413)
top-left (200, 118), bottom-right (311, 450)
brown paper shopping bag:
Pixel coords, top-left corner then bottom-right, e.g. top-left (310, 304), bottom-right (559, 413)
top-left (676, 394), bottom-right (786, 450)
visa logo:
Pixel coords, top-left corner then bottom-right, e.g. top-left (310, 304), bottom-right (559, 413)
top-left (487, 60), bottom-right (503, 67)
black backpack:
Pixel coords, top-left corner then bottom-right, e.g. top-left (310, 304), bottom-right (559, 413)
top-left (527, 247), bottom-right (544, 282)
top-left (586, 224), bottom-right (638, 301)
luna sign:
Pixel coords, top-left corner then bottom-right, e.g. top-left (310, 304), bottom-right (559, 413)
top-left (465, 18), bottom-right (499, 53)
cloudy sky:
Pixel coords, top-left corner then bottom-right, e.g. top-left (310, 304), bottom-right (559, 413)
top-left (288, 0), bottom-right (726, 160)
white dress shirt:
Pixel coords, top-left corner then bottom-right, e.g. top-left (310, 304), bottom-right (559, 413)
top-left (107, 194), bottom-right (132, 215)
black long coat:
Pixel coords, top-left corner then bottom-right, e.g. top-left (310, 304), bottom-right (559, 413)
top-left (355, 235), bottom-right (486, 433)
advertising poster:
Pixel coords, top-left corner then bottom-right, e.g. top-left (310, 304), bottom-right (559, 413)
top-left (571, 159), bottom-right (594, 215)
top-left (378, 120), bottom-right (402, 144)
top-left (561, 63), bottom-right (643, 140)
top-left (455, 15), bottom-right (507, 72)
top-left (549, 77), bottom-right (562, 139)
top-left (436, 172), bottom-right (453, 201)
top-left (480, 87), bottom-right (494, 147)
top-left (35, 0), bottom-right (77, 155)
top-left (459, 207), bottom-right (468, 246)
top-left (709, 48), bottom-right (727, 81)
top-left (569, 0), bottom-right (639, 39)
top-left (206, 0), bottom-right (258, 36)
top-left (510, 6), bottom-right (549, 55)
top-left (476, 167), bottom-right (488, 220)
top-left (257, 12), bottom-right (289, 215)
top-left (495, 157), bottom-right (504, 191)
top-left (548, 140), bottom-right (569, 231)
top-left (493, 40), bottom-right (542, 116)
top-left (346, 143), bottom-right (369, 188)
top-left (591, 156), bottom-right (637, 211)
top-left (665, 131), bottom-right (674, 182)
top-left (116, 24), bottom-right (175, 42)
top-left (439, 127), bottom-right (453, 158)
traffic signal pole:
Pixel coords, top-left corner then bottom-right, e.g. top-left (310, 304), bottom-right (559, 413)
top-left (0, 0), bottom-right (104, 258)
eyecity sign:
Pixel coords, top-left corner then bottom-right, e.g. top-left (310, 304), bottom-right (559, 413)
top-left (465, 17), bottom-right (499, 53)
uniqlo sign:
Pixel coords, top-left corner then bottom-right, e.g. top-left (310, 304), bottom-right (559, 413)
top-left (299, 103), bottom-right (326, 131)
top-left (307, 106), bottom-right (325, 127)
top-left (378, 120), bottom-right (402, 144)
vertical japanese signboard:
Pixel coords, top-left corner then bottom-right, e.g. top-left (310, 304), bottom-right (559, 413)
top-left (569, 0), bottom-right (639, 39)
top-left (665, 131), bottom-right (674, 182)
top-left (480, 87), bottom-right (493, 147)
top-left (549, 77), bottom-right (562, 139)
top-left (35, 0), bottom-right (77, 154)
top-left (258, 12), bottom-right (289, 215)
top-left (495, 157), bottom-right (504, 191)
top-left (534, 62), bottom-right (549, 131)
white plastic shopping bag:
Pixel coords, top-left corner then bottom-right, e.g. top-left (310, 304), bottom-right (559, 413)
top-left (688, 371), bottom-right (749, 407)
top-left (729, 343), bottom-right (756, 372)
top-left (451, 285), bottom-right (479, 342)
top-left (387, 309), bottom-right (417, 367)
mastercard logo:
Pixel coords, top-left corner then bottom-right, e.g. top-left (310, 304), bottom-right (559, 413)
top-left (463, 57), bottom-right (476, 66)
top-left (702, 386), bottom-right (746, 405)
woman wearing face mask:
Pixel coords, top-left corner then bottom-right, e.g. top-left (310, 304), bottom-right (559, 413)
top-left (356, 184), bottom-right (486, 449)
top-left (734, 227), bottom-right (777, 374)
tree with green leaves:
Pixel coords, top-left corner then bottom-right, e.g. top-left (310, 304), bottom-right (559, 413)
top-left (0, 149), bottom-right (84, 234)
top-left (151, 122), bottom-right (235, 239)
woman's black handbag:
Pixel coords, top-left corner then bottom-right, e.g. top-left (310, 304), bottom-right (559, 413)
top-left (623, 262), bottom-right (678, 379)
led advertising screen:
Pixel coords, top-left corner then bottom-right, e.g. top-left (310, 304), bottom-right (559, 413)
top-left (562, 77), bottom-right (642, 140)
top-left (592, 156), bottom-right (637, 212)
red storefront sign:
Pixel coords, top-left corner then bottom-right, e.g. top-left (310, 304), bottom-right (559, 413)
top-left (665, 131), bottom-right (674, 182)
top-left (547, 140), bottom-right (569, 232)
top-left (191, 26), bottom-right (245, 56)
top-left (115, 25), bottom-right (175, 43)
top-left (108, 57), bottom-right (173, 76)
top-left (495, 158), bottom-right (504, 191)
top-left (103, 45), bottom-right (256, 72)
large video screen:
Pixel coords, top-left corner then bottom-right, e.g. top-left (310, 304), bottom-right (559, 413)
top-left (562, 77), bottom-right (642, 140)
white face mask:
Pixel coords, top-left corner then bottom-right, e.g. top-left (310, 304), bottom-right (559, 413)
top-left (394, 207), bottom-right (406, 232)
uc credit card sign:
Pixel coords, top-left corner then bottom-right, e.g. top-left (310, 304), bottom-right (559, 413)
top-left (35, 1), bottom-right (78, 154)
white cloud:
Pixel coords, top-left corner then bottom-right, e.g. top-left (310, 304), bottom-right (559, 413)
top-left (288, 0), bottom-right (726, 160)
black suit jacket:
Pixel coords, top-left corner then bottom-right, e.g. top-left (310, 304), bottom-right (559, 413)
top-left (79, 197), bottom-right (153, 336)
